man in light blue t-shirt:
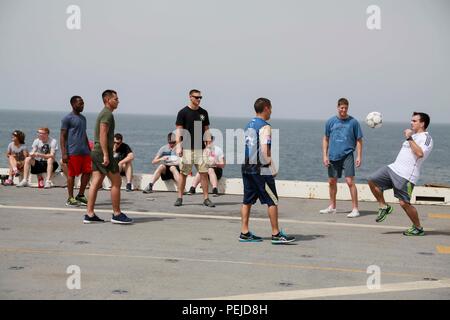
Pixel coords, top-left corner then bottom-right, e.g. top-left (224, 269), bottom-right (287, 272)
top-left (321, 98), bottom-right (363, 218)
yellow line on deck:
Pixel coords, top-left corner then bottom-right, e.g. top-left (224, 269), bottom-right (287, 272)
top-left (0, 246), bottom-right (420, 278)
top-left (436, 246), bottom-right (450, 254)
top-left (429, 214), bottom-right (450, 219)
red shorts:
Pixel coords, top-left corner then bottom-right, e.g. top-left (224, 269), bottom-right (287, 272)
top-left (68, 155), bottom-right (93, 177)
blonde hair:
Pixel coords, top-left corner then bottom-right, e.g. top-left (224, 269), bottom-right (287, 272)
top-left (38, 127), bottom-right (50, 134)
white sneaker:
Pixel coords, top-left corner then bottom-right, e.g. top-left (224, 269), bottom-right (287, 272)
top-left (16, 179), bottom-right (30, 187)
top-left (319, 206), bottom-right (336, 214)
top-left (44, 180), bottom-right (53, 189)
top-left (347, 209), bottom-right (360, 218)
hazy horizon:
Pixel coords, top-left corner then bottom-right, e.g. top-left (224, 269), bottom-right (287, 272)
top-left (1, 0), bottom-right (449, 123)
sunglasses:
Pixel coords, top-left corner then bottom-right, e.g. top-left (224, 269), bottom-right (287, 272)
top-left (191, 96), bottom-right (202, 100)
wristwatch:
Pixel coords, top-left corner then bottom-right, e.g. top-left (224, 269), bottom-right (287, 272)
top-left (406, 136), bottom-right (413, 141)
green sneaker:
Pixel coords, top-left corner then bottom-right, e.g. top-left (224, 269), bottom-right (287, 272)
top-left (375, 205), bottom-right (393, 223)
top-left (403, 225), bottom-right (425, 236)
top-left (75, 195), bottom-right (88, 206)
top-left (66, 197), bottom-right (80, 207)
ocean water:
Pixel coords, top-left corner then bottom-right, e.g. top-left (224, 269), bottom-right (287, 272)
top-left (1, 109), bottom-right (449, 186)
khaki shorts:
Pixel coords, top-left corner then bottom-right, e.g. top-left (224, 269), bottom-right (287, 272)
top-left (180, 149), bottom-right (208, 175)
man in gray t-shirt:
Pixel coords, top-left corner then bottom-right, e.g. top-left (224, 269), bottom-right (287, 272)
top-left (17, 127), bottom-right (59, 188)
top-left (143, 132), bottom-right (180, 193)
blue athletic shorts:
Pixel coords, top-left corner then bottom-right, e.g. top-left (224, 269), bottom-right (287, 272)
top-left (242, 173), bottom-right (279, 206)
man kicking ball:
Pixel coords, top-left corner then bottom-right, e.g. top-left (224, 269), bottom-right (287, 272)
top-left (368, 112), bottom-right (433, 236)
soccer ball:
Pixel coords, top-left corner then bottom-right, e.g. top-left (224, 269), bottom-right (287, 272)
top-left (366, 111), bottom-right (383, 129)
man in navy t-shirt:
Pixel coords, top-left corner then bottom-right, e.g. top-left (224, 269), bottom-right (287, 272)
top-left (321, 98), bottom-right (363, 218)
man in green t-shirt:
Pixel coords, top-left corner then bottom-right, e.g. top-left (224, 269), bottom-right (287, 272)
top-left (84, 90), bottom-right (133, 225)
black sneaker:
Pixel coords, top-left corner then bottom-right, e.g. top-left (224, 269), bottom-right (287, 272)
top-left (376, 205), bottom-right (393, 223)
top-left (143, 183), bottom-right (153, 194)
top-left (187, 187), bottom-right (196, 195)
top-left (203, 198), bottom-right (216, 207)
top-left (83, 214), bottom-right (105, 224)
top-left (174, 198), bottom-right (183, 206)
top-left (126, 183), bottom-right (132, 192)
top-left (272, 230), bottom-right (296, 244)
top-left (239, 231), bottom-right (263, 242)
top-left (111, 212), bottom-right (133, 225)
top-left (212, 187), bottom-right (219, 197)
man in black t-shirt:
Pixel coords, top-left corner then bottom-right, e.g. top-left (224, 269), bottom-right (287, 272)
top-left (174, 89), bottom-right (215, 207)
top-left (113, 133), bottom-right (134, 192)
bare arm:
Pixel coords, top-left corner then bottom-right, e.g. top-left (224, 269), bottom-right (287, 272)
top-left (119, 152), bottom-right (134, 165)
top-left (215, 156), bottom-right (226, 169)
top-left (355, 138), bottom-right (363, 167)
top-left (100, 123), bottom-right (110, 166)
top-left (175, 125), bottom-right (184, 156)
top-left (404, 129), bottom-right (424, 158)
top-left (60, 129), bottom-right (68, 163)
top-left (322, 136), bottom-right (330, 167)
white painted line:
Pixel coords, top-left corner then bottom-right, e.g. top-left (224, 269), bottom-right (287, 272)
top-left (205, 279), bottom-right (450, 300)
top-left (0, 204), bottom-right (421, 231)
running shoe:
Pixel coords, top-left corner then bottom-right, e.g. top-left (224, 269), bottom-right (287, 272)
top-left (142, 183), bottom-right (153, 194)
top-left (3, 179), bottom-right (14, 186)
top-left (239, 231), bottom-right (263, 242)
top-left (126, 183), bottom-right (132, 192)
top-left (187, 186), bottom-right (196, 195)
top-left (272, 229), bottom-right (296, 244)
top-left (319, 206), bottom-right (336, 214)
top-left (403, 225), bottom-right (424, 236)
top-left (75, 195), bottom-right (88, 206)
top-left (376, 205), bottom-right (393, 223)
top-left (16, 179), bottom-right (30, 188)
top-left (174, 198), bottom-right (183, 206)
top-left (212, 187), bottom-right (219, 197)
top-left (44, 180), bottom-right (53, 189)
top-left (111, 212), bottom-right (133, 225)
top-left (347, 209), bottom-right (360, 218)
top-left (66, 197), bottom-right (80, 207)
top-left (83, 214), bottom-right (105, 224)
top-left (203, 198), bottom-right (216, 207)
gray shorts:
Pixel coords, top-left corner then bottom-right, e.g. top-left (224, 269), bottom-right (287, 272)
top-left (368, 166), bottom-right (414, 203)
top-left (328, 152), bottom-right (355, 178)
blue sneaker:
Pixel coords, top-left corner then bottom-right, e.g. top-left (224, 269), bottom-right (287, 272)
top-left (111, 212), bottom-right (133, 225)
top-left (272, 229), bottom-right (295, 244)
top-left (239, 231), bottom-right (263, 242)
top-left (83, 214), bottom-right (105, 224)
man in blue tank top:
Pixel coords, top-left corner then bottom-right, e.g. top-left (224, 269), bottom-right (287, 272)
top-left (239, 98), bottom-right (295, 244)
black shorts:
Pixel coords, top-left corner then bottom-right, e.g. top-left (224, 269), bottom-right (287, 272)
top-left (242, 173), bottom-right (278, 207)
top-left (31, 160), bottom-right (59, 175)
top-left (211, 167), bottom-right (223, 180)
top-left (161, 165), bottom-right (180, 181)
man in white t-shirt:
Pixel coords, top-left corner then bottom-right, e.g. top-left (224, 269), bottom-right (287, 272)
top-left (187, 136), bottom-right (225, 197)
top-left (17, 127), bottom-right (59, 188)
top-left (368, 112), bottom-right (433, 236)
